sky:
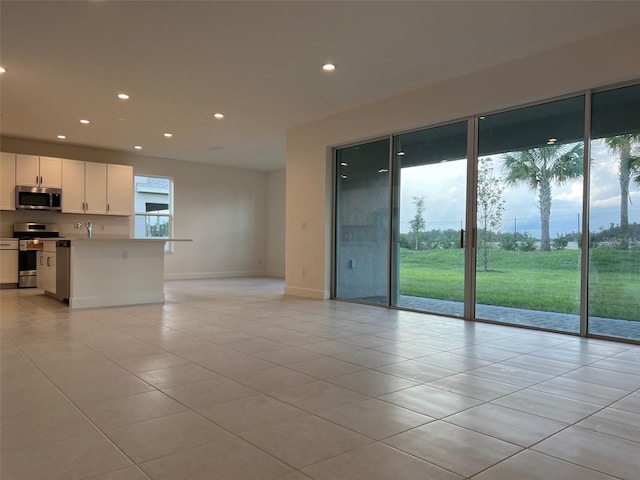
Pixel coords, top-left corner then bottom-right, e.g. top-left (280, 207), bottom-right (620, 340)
top-left (399, 139), bottom-right (640, 237)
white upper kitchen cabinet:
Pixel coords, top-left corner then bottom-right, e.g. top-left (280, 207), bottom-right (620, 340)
top-left (0, 152), bottom-right (16, 210)
top-left (39, 157), bottom-right (62, 187)
top-left (15, 154), bottom-right (62, 188)
top-left (15, 154), bottom-right (38, 186)
top-left (106, 164), bottom-right (133, 216)
top-left (85, 162), bottom-right (108, 214)
top-left (62, 159), bottom-right (107, 214)
top-left (61, 159), bottom-right (85, 213)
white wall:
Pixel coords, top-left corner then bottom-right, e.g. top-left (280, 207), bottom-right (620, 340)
top-left (284, 24), bottom-right (640, 299)
top-left (266, 168), bottom-right (286, 277)
top-left (0, 137), bottom-right (286, 280)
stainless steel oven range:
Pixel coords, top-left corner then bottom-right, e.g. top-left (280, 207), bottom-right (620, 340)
top-left (13, 223), bottom-right (61, 288)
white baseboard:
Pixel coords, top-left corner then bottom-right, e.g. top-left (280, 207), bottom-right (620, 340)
top-left (69, 292), bottom-right (165, 309)
top-left (164, 271), bottom-right (266, 280)
top-left (265, 271), bottom-right (285, 278)
top-left (284, 284), bottom-right (329, 299)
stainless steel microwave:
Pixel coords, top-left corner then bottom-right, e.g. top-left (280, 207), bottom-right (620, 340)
top-left (15, 186), bottom-right (62, 211)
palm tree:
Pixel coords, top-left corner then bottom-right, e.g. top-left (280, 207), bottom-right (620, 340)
top-left (604, 134), bottom-right (640, 249)
top-left (502, 143), bottom-right (584, 251)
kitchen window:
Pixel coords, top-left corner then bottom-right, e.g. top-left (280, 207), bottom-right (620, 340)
top-left (134, 175), bottom-right (173, 252)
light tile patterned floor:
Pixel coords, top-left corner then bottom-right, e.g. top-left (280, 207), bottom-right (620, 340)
top-left (1, 277), bottom-right (640, 479)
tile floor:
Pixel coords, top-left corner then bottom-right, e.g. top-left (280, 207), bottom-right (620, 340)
top-left (1, 277), bottom-right (640, 480)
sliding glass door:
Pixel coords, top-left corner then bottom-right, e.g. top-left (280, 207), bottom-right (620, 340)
top-left (391, 122), bottom-right (468, 317)
top-left (334, 138), bottom-right (391, 305)
top-left (475, 96), bottom-right (585, 332)
top-left (333, 83), bottom-right (640, 343)
top-left (588, 85), bottom-right (640, 341)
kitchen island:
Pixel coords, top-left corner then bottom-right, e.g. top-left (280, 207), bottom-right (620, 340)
top-left (56, 238), bottom-right (189, 308)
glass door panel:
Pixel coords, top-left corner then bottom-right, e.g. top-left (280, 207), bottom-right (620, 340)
top-left (334, 138), bottom-right (391, 305)
top-left (392, 121), bottom-right (468, 317)
top-left (476, 96), bottom-right (585, 332)
top-left (589, 84), bottom-right (640, 341)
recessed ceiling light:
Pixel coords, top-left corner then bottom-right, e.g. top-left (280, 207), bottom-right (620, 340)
top-left (0, 67), bottom-right (6, 73)
top-left (397, 151), bottom-right (405, 156)
top-left (378, 168), bottom-right (389, 173)
top-left (479, 116), bottom-right (486, 120)
top-left (548, 137), bottom-right (557, 143)
top-left (80, 119), bottom-right (90, 124)
top-left (340, 174), bottom-right (348, 179)
top-left (57, 135), bottom-right (66, 139)
top-left (213, 113), bottom-right (224, 119)
top-left (163, 133), bottom-right (173, 138)
top-left (322, 63), bottom-right (336, 72)
top-left (340, 162), bottom-right (348, 166)
top-left (134, 145), bottom-right (142, 150)
top-left (117, 93), bottom-right (130, 100)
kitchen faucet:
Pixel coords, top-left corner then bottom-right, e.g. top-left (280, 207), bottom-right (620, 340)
top-left (75, 221), bottom-right (92, 238)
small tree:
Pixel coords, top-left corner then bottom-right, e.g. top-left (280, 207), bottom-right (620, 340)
top-left (409, 196), bottom-right (426, 251)
top-left (477, 158), bottom-right (505, 271)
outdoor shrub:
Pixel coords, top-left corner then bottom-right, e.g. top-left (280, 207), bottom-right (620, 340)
top-left (500, 233), bottom-right (517, 251)
top-left (517, 234), bottom-right (536, 252)
top-left (553, 234), bottom-right (568, 250)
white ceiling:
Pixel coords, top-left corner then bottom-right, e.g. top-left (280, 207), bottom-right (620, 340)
top-left (2, 1), bottom-right (640, 171)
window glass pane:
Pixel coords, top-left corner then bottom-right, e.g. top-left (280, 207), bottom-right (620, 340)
top-left (589, 84), bottom-right (640, 340)
top-left (392, 121), bottom-right (468, 317)
top-left (135, 215), bottom-right (170, 238)
top-left (335, 139), bottom-right (390, 305)
top-left (476, 96), bottom-right (585, 332)
top-left (134, 175), bottom-right (172, 252)
top-left (145, 202), bottom-right (169, 213)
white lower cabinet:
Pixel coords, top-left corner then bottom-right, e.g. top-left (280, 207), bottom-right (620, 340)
top-left (37, 244), bottom-right (56, 294)
top-left (36, 251), bottom-right (44, 290)
top-left (0, 249), bottom-right (18, 284)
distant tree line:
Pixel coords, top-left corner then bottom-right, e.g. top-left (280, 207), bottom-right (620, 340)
top-left (399, 222), bottom-right (640, 253)
top-left (590, 222), bottom-right (640, 248)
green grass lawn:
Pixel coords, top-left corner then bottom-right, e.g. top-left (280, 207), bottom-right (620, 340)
top-left (399, 247), bottom-right (640, 321)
